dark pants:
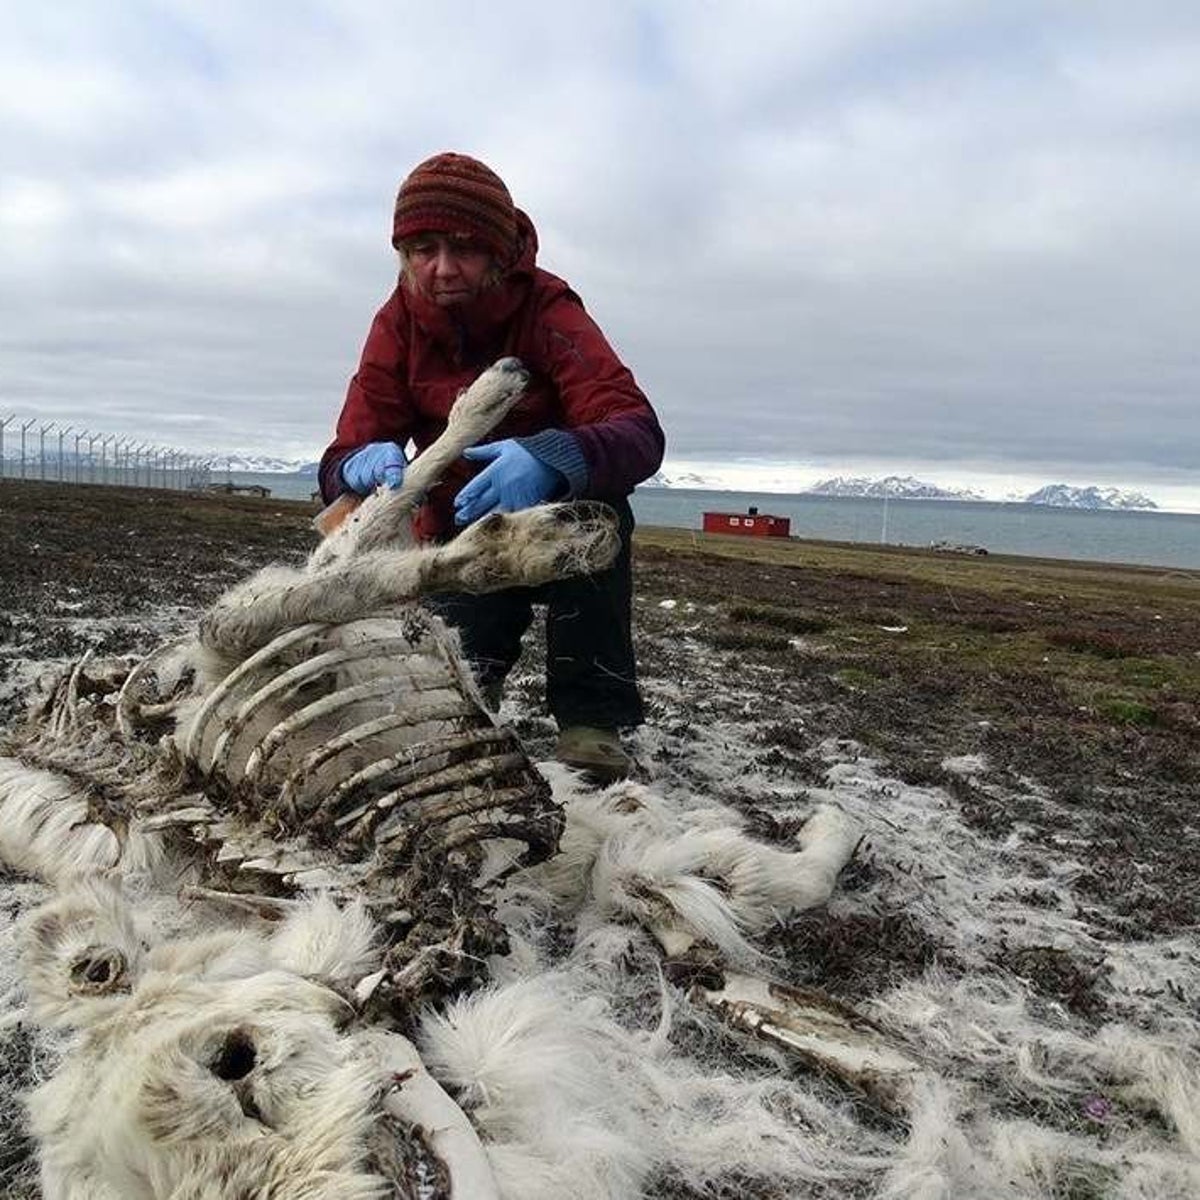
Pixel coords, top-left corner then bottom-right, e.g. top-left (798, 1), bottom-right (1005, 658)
top-left (426, 499), bottom-right (643, 730)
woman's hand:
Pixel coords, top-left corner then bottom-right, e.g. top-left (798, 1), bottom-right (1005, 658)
top-left (340, 442), bottom-right (406, 494)
top-left (453, 440), bottom-right (563, 525)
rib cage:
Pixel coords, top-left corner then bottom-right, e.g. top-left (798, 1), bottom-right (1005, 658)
top-left (108, 606), bottom-right (565, 1017)
top-left (7, 356), bottom-right (617, 1016)
top-left (175, 610), bottom-right (559, 866)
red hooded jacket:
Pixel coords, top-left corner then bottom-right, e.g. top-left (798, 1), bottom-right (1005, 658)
top-left (319, 211), bottom-right (665, 541)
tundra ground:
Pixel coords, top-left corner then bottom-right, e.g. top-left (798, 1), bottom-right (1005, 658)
top-left (1, 479), bottom-right (1198, 1198)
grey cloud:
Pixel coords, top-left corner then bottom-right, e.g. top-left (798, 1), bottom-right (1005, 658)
top-left (0, 3), bottom-right (1197, 496)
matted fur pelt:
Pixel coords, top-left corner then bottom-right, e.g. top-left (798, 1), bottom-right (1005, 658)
top-left (0, 357), bottom-right (869, 1199)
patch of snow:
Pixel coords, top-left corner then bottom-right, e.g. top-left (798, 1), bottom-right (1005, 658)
top-left (941, 753), bottom-right (989, 778)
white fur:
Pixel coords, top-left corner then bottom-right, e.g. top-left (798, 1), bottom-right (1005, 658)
top-left (29, 970), bottom-right (387, 1200)
top-left (18, 875), bottom-right (146, 1029)
top-left (419, 974), bottom-right (659, 1199)
top-left (516, 768), bottom-right (861, 960)
top-left (19, 883), bottom-right (491, 1199)
top-left (0, 759), bottom-right (120, 883)
top-left (267, 895), bottom-right (378, 984)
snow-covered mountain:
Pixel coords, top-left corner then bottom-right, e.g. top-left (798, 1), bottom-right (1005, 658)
top-left (5, 444), bottom-right (1166, 511)
top-left (208, 454), bottom-right (319, 475)
top-left (642, 470), bottom-right (717, 489)
top-left (806, 475), bottom-right (983, 501)
top-left (1023, 484), bottom-right (1157, 510)
top-left (640, 469), bottom-right (1163, 510)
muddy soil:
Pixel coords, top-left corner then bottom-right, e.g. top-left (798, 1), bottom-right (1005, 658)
top-left (0, 480), bottom-right (312, 704)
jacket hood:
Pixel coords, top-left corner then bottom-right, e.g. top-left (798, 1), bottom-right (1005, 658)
top-left (505, 208), bottom-right (539, 279)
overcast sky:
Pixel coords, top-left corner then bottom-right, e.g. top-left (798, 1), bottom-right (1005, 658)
top-left (2, 2), bottom-right (1198, 507)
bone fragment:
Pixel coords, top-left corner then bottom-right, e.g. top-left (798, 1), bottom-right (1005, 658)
top-left (179, 885), bottom-right (300, 917)
top-left (114, 635), bottom-right (193, 736)
top-left (694, 971), bottom-right (922, 1113)
top-left (182, 622), bottom-right (328, 761)
top-left (372, 1032), bottom-right (503, 1200)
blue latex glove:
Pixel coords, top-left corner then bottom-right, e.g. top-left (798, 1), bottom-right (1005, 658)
top-left (341, 441), bottom-right (406, 494)
top-left (454, 439), bottom-right (562, 526)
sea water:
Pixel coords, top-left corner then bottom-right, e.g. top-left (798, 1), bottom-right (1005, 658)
top-left (229, 474), bottom-right (1200, 571)
top-left (631, 488), bottom-right (1200, 570)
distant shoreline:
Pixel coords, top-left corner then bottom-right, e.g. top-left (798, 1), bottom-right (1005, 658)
top-left (204, 473), bottom-right (1200, 570)
top-left (635, 484), bottom-right (1170, 514)
top-left (208, 470), bottom-right (1195, 516)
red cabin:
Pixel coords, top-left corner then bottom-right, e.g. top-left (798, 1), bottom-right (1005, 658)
top-left (702, 506), bottom-right (791, 538)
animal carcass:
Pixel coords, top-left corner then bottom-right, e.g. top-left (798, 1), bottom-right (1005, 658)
top-left (0, 357), bottom-right (875, 1200)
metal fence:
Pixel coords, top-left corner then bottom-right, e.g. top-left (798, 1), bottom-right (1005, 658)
top-left (0, 414), bottom-right (213, 490)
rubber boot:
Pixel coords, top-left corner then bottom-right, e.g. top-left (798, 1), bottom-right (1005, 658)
top-left (554, 726), bottom-right (633, 785)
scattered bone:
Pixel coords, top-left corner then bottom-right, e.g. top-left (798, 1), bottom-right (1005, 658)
top-left (693, 971), bottom-right (923, 1114)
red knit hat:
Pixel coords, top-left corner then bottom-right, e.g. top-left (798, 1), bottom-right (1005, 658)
top-left (392, 152), bottom-right (518, 263)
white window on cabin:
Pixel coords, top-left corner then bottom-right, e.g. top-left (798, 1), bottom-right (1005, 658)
top-left (729, 517), bottom-right (740, 525)
top-left (745, 518), bottom-right (755, 527)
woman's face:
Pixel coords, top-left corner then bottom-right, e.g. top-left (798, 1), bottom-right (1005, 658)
top-left (401, 233), bottom-right (494, 306)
